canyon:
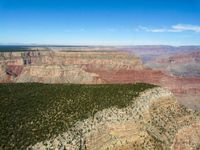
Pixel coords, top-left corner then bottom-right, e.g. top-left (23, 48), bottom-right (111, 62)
top-left (0, 47), bottom-right (200, 109)
top-left (1, 46), bottom-right (200, 149)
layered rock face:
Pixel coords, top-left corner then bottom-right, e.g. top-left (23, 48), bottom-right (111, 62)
top-left (145, 51), bottom-right (200, 77)
top-left (29, 87), bottom-right (200, 150)
top-left (15, 65), bottom-right (103, 84)
top-left (90, 68), bottom-right (200, 94)
top-left (0, 51), bottom-right (143, 84)
top-left (126, 48), bottom-right (200, 110)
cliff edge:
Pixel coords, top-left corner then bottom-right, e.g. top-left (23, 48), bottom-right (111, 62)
top-left (29, 87), bottom-right (200, 150)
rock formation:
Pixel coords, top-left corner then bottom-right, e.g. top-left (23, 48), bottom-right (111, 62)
top-left (145, 51), bottom-right (200, 77)
top-left (1, 50), bottom-right (200, 109)
top-left (28, 87), bottom-right (200, 150)
top-left (15, 65), bottom-right (103, 84)
top-left (172, 123), bottom-right (200, 150)
top-left (0, 50), bottom-right (143, 84)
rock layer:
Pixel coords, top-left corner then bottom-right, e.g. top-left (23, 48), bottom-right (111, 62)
top-left (0, 51), bottom-right (143, 84)
top-left (15, 65), bottom-right (103, 84)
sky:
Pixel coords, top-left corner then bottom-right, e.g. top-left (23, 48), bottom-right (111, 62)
top-left (0, 0), bottom-right (200, 45)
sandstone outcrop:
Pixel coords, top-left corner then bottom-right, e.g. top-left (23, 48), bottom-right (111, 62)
top-left (172, 123), bottom-right (200, 150)
top-left (15, 65), bottom-right (103, 84)
top-left (28, 87), bottom-right (200, 150)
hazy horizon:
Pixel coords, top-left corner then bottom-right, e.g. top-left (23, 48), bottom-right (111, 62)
top-left (0, 43), bottom-right (200, 47)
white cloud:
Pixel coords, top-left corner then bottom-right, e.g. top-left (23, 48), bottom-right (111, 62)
top-left (172, 24), bottom-right (200, 32)
top-left (138, 26), bottom-right (179, 33)
top-left (139, 26), bottom-right (169, 32)
top-left (139, 24), bottom-right (200, 33)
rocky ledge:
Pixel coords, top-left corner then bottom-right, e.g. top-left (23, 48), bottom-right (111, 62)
top-left (28, 87), bottom-right (200, 150)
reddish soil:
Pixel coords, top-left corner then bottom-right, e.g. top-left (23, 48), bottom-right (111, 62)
top-left (6, 65), bottom-right (24, 76)
top-left (85, 67), bottom-right (200, 97)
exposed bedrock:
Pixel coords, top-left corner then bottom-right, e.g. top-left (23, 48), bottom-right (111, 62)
top-left (0, 51), bottom-right (143, 84)
top-left (145, 51), bottom-right (200, 77)
top-left (29, 87), bottom-right (200, 150)
top-left (172, 123), bottom-right (200, 150)
top-left (1, 50), bottom-right (200, 109)
top-left (15, 65), bottom-right (103, 84)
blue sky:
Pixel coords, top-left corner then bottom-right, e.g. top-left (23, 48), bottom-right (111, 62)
top-left (0, 0), bottom-right (200, 45)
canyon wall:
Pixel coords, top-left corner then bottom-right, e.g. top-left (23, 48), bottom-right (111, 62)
top-left (1, 50), bottom-right (200, 109)
top-left (0, 51), bottom-right (143, 84)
